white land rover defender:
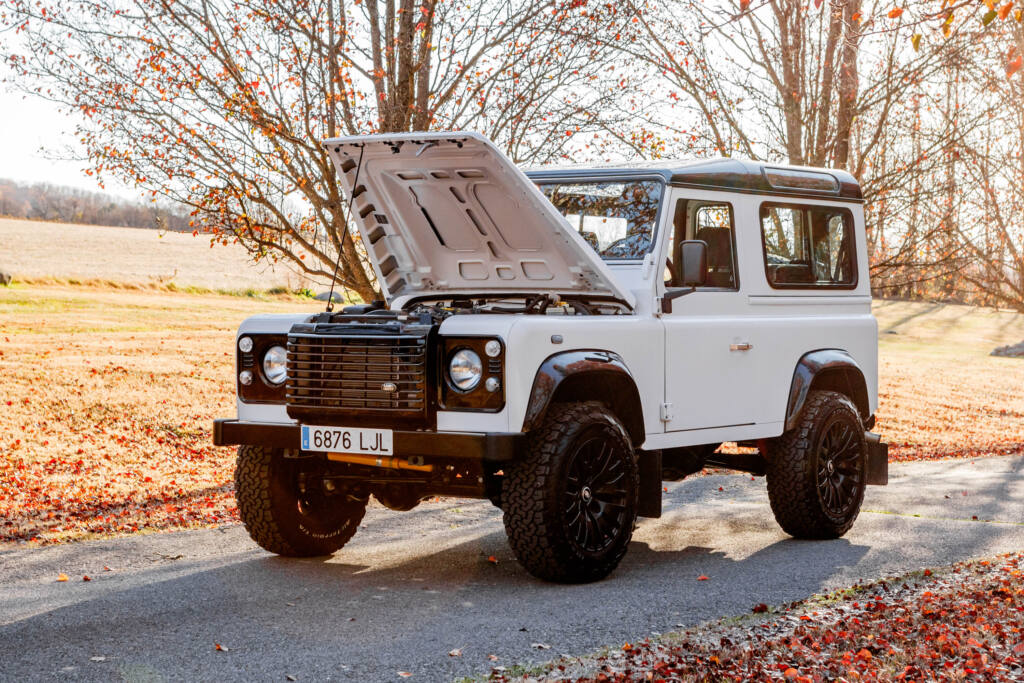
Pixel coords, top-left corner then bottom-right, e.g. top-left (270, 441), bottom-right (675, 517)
top-left (214, 132), bottom-right (888, 583)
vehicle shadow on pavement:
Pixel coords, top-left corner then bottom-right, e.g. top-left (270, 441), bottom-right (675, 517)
top-left (0, 521), bottom-right (872, 681)
top-left (5, 459), bottom-right (1024, 680)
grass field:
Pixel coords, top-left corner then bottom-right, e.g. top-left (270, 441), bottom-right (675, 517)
top-left (0, 285), bottom-right (1022, 545)
top-left (0, 217), bottom-right (318, 291)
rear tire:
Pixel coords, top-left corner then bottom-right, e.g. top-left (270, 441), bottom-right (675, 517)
top-left (503, 402), bottom-right (639, 583)
top-left (766, 390), bottom-right (867, 539)
top-left (235, 445), bottom-right (366, 556)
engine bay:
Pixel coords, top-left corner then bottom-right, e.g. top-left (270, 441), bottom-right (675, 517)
top-left (303, 294), bottom-right (628, 328)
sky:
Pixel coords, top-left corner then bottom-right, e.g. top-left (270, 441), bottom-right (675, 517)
top-left (0, 82), bottom-right (136, 199)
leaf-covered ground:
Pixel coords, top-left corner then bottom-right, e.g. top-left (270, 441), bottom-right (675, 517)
top-left (0, 285), bottom-right (308, 545)
top-left (1, 288), bottom-right (1023, 545)
top-left (495, 553), bottom-right (1024, 682)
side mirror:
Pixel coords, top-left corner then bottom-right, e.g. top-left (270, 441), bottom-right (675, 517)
top-left (662, 240), bottom-right (708, 314)
top-left (680, 240), bottom-right (708, 287)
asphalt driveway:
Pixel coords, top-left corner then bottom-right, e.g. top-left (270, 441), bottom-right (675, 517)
top-left (2, 455), bottom-right (1022, 682)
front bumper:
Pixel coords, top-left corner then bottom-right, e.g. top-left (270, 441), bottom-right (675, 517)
top-left (212, 419), bottom-right (524, 463)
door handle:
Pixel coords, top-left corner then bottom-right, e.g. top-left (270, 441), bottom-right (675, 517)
top-left (730, 342), bottom-right (753, 352)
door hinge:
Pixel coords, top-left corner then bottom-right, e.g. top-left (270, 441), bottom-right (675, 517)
top-left (659, 402), bottom-right (674, 422)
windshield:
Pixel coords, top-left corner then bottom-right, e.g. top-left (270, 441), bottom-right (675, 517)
top-left (536, 180), bottom-right (663, 261)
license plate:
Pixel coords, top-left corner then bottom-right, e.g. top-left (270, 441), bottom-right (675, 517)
top-left (300, 425), bottom-right (394, 455)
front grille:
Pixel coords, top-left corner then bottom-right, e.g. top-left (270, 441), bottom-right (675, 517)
top-left (286, 334), bottom-right (428, 423)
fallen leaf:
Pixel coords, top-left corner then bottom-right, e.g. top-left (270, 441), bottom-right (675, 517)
top-left (89, 656), bottom-right (106, 662)
top-left (214, 643), bottom-right (228, 652)
top-left (487, 654), bottom-right (499, 661)
top-left (697, 575), bottom-right (709, 581)
top-left (487, 556), bottom-right (498, 565)
top-left (753, 603), bottom-right (769, 613)
top-left (531, 643), bottom-right (551, 650)
top-left (397, 672), bottom-right (413, 678)
top-left (448, 649), bottom-right (462, 657)
top-left (82, 575), bottom-right (91, 582)
top-left (622, 642), bottom-right (632, 651)
top-left (286, 676), bottom-right (296, 682)
top-left (56, 573), bottom-right (69, 582)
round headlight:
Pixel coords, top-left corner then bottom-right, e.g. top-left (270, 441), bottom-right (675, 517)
top-left (449, 349), bottom-right (482, 391)
top-left (238, 336), bottom-right (253, 353)
top-left (262, 345), bottom-right (288, 385)
top-left (484, 340), bottom-right (502, 357)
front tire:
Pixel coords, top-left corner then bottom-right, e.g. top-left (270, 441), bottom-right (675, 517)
top-left (235, 445), bottom-right (366, 557)
top-left (503, 402), bottom-right (639, 583)
top-left (766, 390), bottom-right (867, 539)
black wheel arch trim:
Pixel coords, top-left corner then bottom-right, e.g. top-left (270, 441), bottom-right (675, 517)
top-left (786, 349), bottom-right (871, 432)
top-left (522, 350), bottom-right (645, 445)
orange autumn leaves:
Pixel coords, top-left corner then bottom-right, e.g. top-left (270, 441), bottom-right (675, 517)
top-left (1, 290), bottom-right (1022, 545)
top-left (492, 553), bottom-right (1024, 681)
top-left (740, 0), bottom-right (1024, 77)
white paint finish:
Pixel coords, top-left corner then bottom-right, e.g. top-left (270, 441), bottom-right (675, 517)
top-left (237, 313), bottom-right (311, 336)
top-left (658, 187), bottom-right (878, 434)
top-left (323, 131), bottom-right (635, 307)
top-left (499, 314), bottom-right (666, 441)
top-left (236, 402), bottom-right (295, 424)
top-left (642, 421), bottom-right (785, 449)
top-left (436, 410), bottom-right (510, 433)
top-left (228, 143), bottom-right (880, 453)
top-left (747, 295), bottom-right (874, 306)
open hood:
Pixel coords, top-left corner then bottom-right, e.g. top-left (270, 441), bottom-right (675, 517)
top-left (322, 132), bottom-right (635, 308)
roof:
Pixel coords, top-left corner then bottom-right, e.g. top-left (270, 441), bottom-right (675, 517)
top-left (524, 157), bottom-right (863, 202)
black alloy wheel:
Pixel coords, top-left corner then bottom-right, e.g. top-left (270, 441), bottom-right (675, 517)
top-left (815, 417), bottom-right (863, 517)
top-left (564, 429), bottom-right (630, 554)
top-left (503, 401), bottom-right (639, 583)
top-left (766, 390), bottom-right (867, 539)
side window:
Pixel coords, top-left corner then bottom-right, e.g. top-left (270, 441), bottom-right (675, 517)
top-left (760, 203), bottom-right (856, 288)
top-left (667, 199), bottom-right (738, 290)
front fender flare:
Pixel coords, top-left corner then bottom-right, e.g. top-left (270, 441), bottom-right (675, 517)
top-left (521, 350), bottom-right (645, 445)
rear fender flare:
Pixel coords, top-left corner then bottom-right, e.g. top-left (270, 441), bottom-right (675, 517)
top-left (786, 349), bottom-right (870, 432)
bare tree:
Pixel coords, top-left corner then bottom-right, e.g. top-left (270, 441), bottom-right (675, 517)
top-left (1, 0), bottom-right (634, 301)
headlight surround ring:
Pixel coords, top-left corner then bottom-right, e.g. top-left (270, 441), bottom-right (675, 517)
top-left (262, 345), bottom-right (288, 385)
top-left (448, 348), bottom-right (483, 392)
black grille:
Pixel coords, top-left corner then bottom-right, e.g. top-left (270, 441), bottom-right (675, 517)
top-left (286, 334), bottom-right (428, 423)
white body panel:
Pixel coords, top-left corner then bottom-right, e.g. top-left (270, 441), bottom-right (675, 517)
top-left (655, 188), bottom-right (877, 445)
top-left (230, 145), bottom-right (879, 454)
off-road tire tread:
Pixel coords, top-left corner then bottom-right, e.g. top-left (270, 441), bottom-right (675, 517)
top-left (766, 390), bottom-right (865, 539)
top-left (503, 401), bottom-right (638, 583)
top-left (234, 445), bottom-right (364, 557)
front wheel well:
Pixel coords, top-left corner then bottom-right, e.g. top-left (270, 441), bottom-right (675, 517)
top-left (538, 372), bottom-right (645, 446)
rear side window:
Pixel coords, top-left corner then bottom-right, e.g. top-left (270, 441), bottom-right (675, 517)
top-left (760, 203), bottom-right (856, 288)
